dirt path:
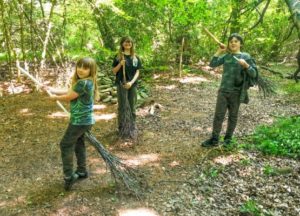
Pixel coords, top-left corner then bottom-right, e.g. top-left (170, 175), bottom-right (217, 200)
top-left (1, 73), bottom-right (300, 216)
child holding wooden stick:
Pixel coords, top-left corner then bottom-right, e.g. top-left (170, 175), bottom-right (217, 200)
top-left (44, 57), bottom-right (99, 190)
top-left (202, 33), bottom-right (258, 147)
top-left (112, 36), bottom-right (142, 139)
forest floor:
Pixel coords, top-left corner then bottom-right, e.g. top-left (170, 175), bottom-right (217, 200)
top-left (1, 66), bottom-right (300, 216)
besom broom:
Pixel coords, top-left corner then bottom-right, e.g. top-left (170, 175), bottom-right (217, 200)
top-left (17, 64), bottom-right (143, 197)
top-left (117, 53), bottom-right (137, 139)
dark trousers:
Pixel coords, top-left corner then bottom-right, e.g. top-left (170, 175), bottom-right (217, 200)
top-left (212, 90), bottom-right (241, 138)
top-left (117, 84), bottom-right (137, 122)
top-left (60, 124), bottom-right (92, 177)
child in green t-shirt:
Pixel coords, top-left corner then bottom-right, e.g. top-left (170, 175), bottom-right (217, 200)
top-left (44, 57), bottom-right (99, 190)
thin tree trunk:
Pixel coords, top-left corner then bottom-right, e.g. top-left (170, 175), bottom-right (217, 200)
top-left (284, 0), bottom-right (300, 82)
top-left (179, 37), bottom-right (184, 78)
top-left (40, 0), bottom-right (56, 69)
top-left (38, 0), bottom-right (45, 18)
top-left (16, 0), bottom-right (26, 82)
top-left (0, 0), bottom-right (13, 78)
top-left (40, 22), bottom-right (52, 69)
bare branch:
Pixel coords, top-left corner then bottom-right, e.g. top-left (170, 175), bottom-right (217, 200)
top-left (249, 0), bottom-right (271, 30)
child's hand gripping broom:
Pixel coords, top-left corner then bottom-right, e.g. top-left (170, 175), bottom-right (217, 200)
top-left (17, 64), bottom-right (143, 197)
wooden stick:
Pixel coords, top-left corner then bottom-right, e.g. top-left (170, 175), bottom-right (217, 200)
top-left (122, 52), bottom-right (126, 83)
top-left (202, 26), bottom-right (226, 49)
top-left (16, 63), bottom-right (69, 114)
top-left (233, 56), bottom-right (239, 61)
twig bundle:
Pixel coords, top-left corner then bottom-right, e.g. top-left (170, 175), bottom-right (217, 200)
top-left (85, 131), bottom-right (142, 196)
top-left (257, 75), bottom-right (276, 98)
top-left (118, 85), bottom-right (137, 139)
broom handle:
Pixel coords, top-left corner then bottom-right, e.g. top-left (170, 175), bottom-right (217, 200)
top-left (202, 26), bottom-right (225, 48)
top-left (122, 53), bottom-right (126, 83)
top-left (17, 64), bottom-right (69, 114)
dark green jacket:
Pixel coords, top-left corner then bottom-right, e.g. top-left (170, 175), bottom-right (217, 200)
top-left (209, 52), bottom-right (258, 104)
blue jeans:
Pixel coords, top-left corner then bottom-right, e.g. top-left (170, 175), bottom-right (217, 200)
top-left (60, 124), bottom-right (92, 177)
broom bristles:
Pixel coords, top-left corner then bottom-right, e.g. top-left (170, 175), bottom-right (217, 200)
top-left (257, 75), bottom-right (276, 98)
top-left (118, 85), bottom-right (137, 139)
top-left (85, 131), bottom-right (142, 197)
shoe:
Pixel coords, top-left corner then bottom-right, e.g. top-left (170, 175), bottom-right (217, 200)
top-left (64, 173), bottom-right (79, 191)
top-left (223, 135), bottom-right (233, 147)
top-left (201, 137), bottom-right (219, 147)
top-left (75, 171), bottom-right (89, 179)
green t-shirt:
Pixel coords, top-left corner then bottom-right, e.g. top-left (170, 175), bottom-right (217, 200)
top-left (70, 79), bottom-right (95, 125)
top-left (209, 52), bottom-right (257, 92)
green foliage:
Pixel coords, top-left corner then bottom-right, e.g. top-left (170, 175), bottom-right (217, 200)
top-left (0, 0), bottom-right (298, 68)
top-left (204, 166), bottom-right (223, 178)
top-left (239, 199), bottom-right (262, 216)
top-left (240, 158), bottom-right (252, 166)
top-left (0, 53), bottom-right (7, 61)
top-left (281, 80), bottom-right (300, 95)
top-left (263, 164), bottom-right (278, 176)
top-left (250, 116), bottom-right (300, 158)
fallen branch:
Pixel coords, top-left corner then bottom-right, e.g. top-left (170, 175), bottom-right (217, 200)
top-left (260, 65), bottom-right (284, 78)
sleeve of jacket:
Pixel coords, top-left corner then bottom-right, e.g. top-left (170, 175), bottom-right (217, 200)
top-left (242, 53), bottom-right (257, 79)
top-left (209, 54), bottom-right (226, 68)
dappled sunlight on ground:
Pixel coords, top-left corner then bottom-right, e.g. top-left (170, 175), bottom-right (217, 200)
top-left (93, 104), bottom-right (107, 110)
top-left (19, 108), bottom-right (33, 116)
top-left (0, 195), bottom-right (26, 208)
top-left (0, 201), bottom-right (6, 207)
top-left (89, 157), bottom-right (105, 165)
top-left (49, 205), bottom-right (91, 216)
top-left (47, 111), bottom-right (69, 119)
top-left (0, 81), bottom-right (33, 95)
top-left (153, 74), bottom-right (161, 79)
top-left (121, 153), bottom-right (160, 168)
top-left (169, 160), bottom-right (180, 167)
top-left (118, 207), bottom-right (160, 216)
top-left (93, 167), bottom-right (108, 175)
top-left (213, 154), bottom-right (245, 165)
top-left (94, 113), bottom-right (116, 121)
top-left (191, 126), bottom-right (207, 133)
top-left (177, 76), bottom-right (209, 84)
top-left (155, 84), bottom-right (177, 90)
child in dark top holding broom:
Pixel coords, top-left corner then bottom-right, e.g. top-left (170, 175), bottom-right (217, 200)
top-left (44, 57), bottom-right (99, 190)
top-left (112, 36), bottom-right (142, 139)
top-left (202, 33), bottom-right (258, 147)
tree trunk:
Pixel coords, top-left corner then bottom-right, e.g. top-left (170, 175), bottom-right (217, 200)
top-left (40, 0), bottom-right (56, 69)
top-left (284, 0), bottom-right (300, 82)
top-left (179, 37), bottom-right (184, 77)
top-left (230, 0), bottom-right (242, 34)
top-left (0, 0), bottom-right (13, 78)
top-left (86, 0), bottom-right (115, 50)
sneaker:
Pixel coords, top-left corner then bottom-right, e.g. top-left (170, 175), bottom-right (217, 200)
top-left (201, 137), bottom-right (219, 147)
top-left (223, 135), bottom-right (232, 147)
top-left (64, 173), bottom-right (79, 191)
top-left (75, 171), bottom-right (89, 179)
